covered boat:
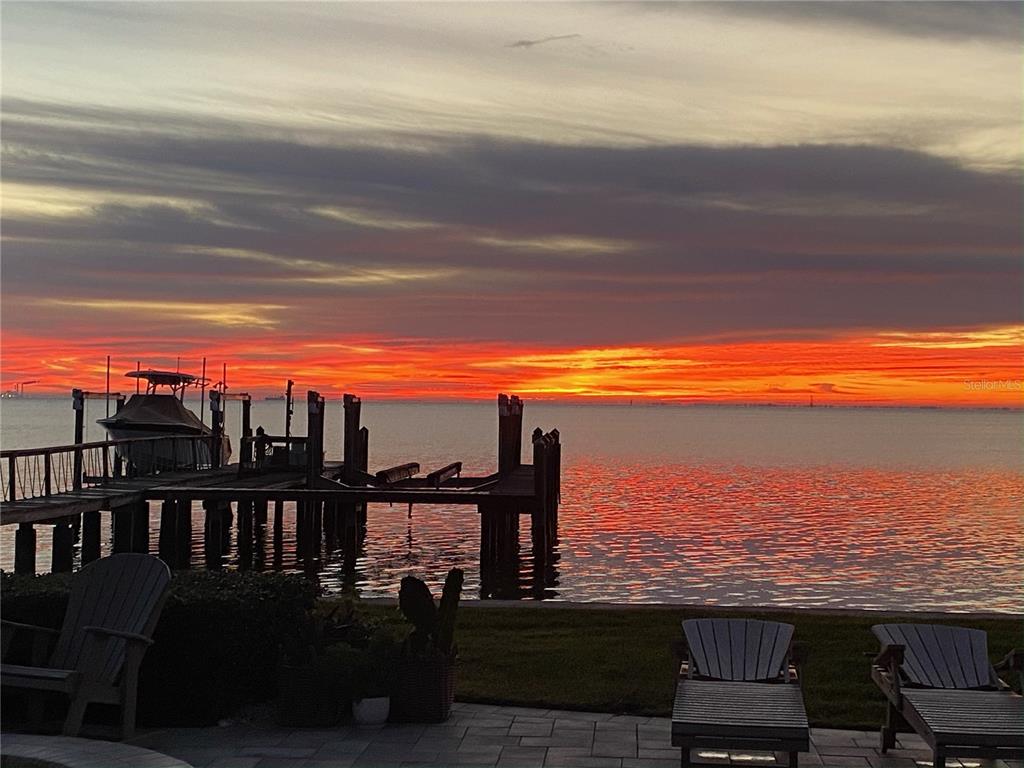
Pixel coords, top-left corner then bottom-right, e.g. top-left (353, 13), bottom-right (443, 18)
top-left (97, 370), bottom-right (231, 471)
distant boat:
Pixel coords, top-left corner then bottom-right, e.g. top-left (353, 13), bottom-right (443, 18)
top-left (264, 394), bottom-right (286, 401)
top-left (97, 370), bottom-right (230, 471)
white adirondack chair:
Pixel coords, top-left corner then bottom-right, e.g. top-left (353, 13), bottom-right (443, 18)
top-left (672, 618), bottom-right (810, 768)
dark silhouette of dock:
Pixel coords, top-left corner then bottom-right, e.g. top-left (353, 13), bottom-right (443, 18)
top-left (1, 392), bottom-right (560, 596)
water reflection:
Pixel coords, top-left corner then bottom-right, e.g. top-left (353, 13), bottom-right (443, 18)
top-left (5, 456), bottom-right (1019, 613)
top-left (1, 403), bottom-right (1021, 612)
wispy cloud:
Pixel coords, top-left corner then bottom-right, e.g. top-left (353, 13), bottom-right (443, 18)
top-left (2, 100), bottom-right (1019, 347)
top-left (42, 299), bottom-right (286, 328)
top-left (507, 33), bottom-right (581, 49)
top-left (471, 235), bottom-right (634, 256)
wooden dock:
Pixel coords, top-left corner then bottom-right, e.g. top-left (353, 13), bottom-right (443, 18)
top-left (0, 392), bottom-right (560, 595)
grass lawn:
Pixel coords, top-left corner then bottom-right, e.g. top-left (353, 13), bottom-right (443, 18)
top-left (360, 603), bottom-right (1023, 730)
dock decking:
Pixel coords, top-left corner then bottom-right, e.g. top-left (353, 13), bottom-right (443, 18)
top-left (0, 466), bottom-right (308, 525)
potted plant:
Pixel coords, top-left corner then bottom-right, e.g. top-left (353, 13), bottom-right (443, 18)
top-left (351, 626), bottom-right (401, 725)
top-left (275, 612), bottom-right (341, 727)
top-left (390, 568), bottom-right (464, 723)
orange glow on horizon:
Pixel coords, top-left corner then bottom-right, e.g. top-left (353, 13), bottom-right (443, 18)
top-left (1, 326), bottom-right (1021, 407)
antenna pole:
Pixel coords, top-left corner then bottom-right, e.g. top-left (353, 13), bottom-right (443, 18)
top-left (200, 357), bottom-right (207, 424)
top-left (285, 379), bottom-right (294, 438)
top-left (223, 363), bottom-right (227, 394)
top-left (105, 355), bottom-right (111, 418)
top-left (136, 361), bottom-right (140, 394)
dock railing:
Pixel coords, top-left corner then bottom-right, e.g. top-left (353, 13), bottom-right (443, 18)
top-left (238, 433), bottom-right (308, 475)
top-left (1, 434), bottom-right (214, 503)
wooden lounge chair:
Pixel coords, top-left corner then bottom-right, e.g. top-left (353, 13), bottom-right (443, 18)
top-left (671, 618), bottom-right (809, 768)
top-left (871, 623), bottom-right (1024, 767)
top-left (1, 553), bottom-right (171, 738)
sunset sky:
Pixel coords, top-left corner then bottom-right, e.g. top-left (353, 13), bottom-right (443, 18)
top-left (2, 2), bottom-right (1021, 405)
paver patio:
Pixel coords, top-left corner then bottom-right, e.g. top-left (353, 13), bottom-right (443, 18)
top-left (117, 703), bottom-right (1024, 768)
top-left (2, 732), bottom-right (191, 768)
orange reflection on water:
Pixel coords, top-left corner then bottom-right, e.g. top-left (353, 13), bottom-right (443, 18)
top-left (560, 459), bottom-right (1023, 611)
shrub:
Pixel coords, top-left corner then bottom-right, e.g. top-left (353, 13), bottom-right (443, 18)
top-left (1, 568), bottom-right (319, 725)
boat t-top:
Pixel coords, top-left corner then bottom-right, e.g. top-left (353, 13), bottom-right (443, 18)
top-left (97, 370), bottom-right (231, 471)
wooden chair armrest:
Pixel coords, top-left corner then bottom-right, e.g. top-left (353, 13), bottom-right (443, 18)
top-left (872, 643), bottom-right (905, 701)
top-left (1, 620), bottom-right (61, 636)
top-left (994, 648), bottom-right (1024, 672)
top-left (77, 627), bottom-right (154, 685)
top-left (670, 639), bottom-right (691, 678)
top-left (82, 626), bottom-right (154, 646)
top-left (995, 648), bottom-right (1024, 692)
top-left (671, 638), bottom-right (696, 679)
top-left (787, 641), bottom-right (808, 684)
top-left (873, 643), bottom-right (905, 669)
top-left (2, 620), bottom-right (60, 664)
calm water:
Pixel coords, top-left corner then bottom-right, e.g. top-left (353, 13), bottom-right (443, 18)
top-left (1, 397), bottom-right (1022, 612)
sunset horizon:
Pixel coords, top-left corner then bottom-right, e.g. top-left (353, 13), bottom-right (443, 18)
top-left (3, 3), bottom-right (1022, 409)
top-left (2, 323), bottom-right (1022, 407)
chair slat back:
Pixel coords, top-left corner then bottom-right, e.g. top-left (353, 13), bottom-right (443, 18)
top-left (50, 554), bottom-right (171, 683)
top-left (872, 623), bottom-right (998, 690)
top-left (683, 618), bottom-right (794, 682)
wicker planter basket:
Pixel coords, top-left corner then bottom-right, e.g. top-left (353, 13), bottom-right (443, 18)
top-left (390, 654), bottom-right (456, 723)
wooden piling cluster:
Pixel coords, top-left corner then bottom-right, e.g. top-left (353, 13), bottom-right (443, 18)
top-left (480, 395), bottom-right (523, 593)
top-left (337, 393), bottom-right (369, 568)
top-left (2, 388), bottom-right (561, 596)
top-left (497, 394), bottom-right (524, 474)
top-left (478, 395), bottom-right (561, 598)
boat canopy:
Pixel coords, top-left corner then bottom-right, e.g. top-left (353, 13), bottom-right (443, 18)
top-left (126, 369), bottom-right (208, 396)
top-left (98, 394), bottom-right (209, 434)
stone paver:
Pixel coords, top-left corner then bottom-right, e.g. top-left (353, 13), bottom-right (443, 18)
top-left (4, 703), bottom-right (971, 768)
top-left (1, 733), bottom-right (191, 768)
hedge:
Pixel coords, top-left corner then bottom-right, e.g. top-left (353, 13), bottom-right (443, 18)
top-left (1, 568), bottom-right (319, 725)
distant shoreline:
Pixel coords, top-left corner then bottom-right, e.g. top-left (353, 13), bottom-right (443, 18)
top-left (1, 396), bottom-right (1021, 412)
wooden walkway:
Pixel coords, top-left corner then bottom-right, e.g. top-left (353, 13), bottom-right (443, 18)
top-left (147, 465), bottom-right (539, 507)
top-left (0, 462), bottom-right (538, 524)
top-left (0, 465), bottom-right (310, 525)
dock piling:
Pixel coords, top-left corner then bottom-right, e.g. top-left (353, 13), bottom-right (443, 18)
top-left (51, 518), bottom-right (75, 573)
top-left (497, 394), bottom-right (524, 475)
top-left (131, 500), bottom-right (150, 553)
top-left (111, 502), bottom-right (134, 553)
top-left (340, 394), bottom-right (367, 567)
top-left (238, 498), bottom-right (254, 569)
top-left (203, 500), bottom-right (224, 569)
top-left (273, 499), bottom-right (284, 555)
top-left (81, 510), bottom-right (101, 564)
top-left (210, 390), bottom-right (224, 469)
top-left (14, 523), bottom-right (35, 574)
top-left (174, 499), bottom-right (192, 569)
top-left (159, 500), bottom-right (177, 563)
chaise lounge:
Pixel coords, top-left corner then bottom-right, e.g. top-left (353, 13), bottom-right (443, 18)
top-left (671, 618), bottom-right (809, 768)
top-left (871, 622), bottom-right (1024, 767)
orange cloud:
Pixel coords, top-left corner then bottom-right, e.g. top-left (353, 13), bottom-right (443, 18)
top-left (1, 326), bottom-right (1021, 407)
